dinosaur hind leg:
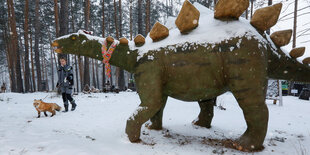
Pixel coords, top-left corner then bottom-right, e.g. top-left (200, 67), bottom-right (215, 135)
top-left (192, 98), bottom-right (216, 128)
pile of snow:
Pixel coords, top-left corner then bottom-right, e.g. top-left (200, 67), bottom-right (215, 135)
top-left (0, 92), bottom-right (309, 154)
top-left (132, 2), bottom-right (268, 58)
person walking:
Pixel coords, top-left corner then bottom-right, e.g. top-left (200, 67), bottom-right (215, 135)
top-left (56, 57), bottom-right (77, 112)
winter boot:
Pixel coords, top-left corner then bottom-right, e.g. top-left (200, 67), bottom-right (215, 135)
top-left (63, 104), bottom-right (69, 112)
top-left (71, 100), bottom-right (77, 111)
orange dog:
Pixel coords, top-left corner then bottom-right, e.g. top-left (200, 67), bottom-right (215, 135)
top-left (33, 99), bottom-right (61, 118)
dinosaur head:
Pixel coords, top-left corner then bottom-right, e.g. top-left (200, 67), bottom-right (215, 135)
top-left (51, 30), bottom-right (115, 60)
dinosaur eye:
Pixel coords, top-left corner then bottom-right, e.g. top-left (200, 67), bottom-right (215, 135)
top-left (71, 36), bottom-right (76, 40)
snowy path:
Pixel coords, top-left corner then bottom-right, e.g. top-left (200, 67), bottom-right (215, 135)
top-left (0, 92), bottom-right (309, 155)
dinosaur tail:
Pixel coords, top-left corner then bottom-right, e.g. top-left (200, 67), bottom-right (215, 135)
top-left (268, 46), bottom-right (310, 83)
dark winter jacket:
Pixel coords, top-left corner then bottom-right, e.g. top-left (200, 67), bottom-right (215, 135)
top-left (57, 65), bottom-right (74, 88)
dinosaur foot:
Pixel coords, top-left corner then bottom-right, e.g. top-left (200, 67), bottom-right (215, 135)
top-left (145, 122), bottom-right (162, 130)
top-left (222, 139), bottom-right (264, 152)
top-left (192, 119), bottom-right (211, 128)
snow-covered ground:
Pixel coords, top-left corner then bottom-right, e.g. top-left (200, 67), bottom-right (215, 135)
top-left (0, 92), bottom-right (309, 155)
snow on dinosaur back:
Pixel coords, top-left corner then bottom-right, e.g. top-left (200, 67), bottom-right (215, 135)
top-left (134, 2), bottom-right (268, 58)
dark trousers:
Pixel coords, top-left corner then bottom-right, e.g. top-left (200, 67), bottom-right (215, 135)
top-left (62, 93), bottom-right (74, 105)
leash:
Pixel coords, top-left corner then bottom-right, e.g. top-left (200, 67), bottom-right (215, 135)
top-left (42, 93), bottom-right (50, 101)
top-left (102, 39), bottom-right (118, 78)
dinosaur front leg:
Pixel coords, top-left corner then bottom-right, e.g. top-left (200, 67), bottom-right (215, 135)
top-left (231, 83), bottom-right (268, 151)
top-left (146, 96), bottom-right (167, 130)
top-left (126, 72), bottom-right (164, 142)
top-left (192, 98), bottom-right (216, 128)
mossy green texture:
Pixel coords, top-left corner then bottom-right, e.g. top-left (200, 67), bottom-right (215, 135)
top-left (53, 33), bottom-right (310, 151)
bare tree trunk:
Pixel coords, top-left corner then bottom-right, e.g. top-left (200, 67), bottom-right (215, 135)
top-left (30, 32), bottom-right (36, 92)
top-left (129, 0), bottom-right (133, 40)
top-left (145, 0), bottom-right (151, 34)
top-left (119, 0), bottom-right (122, 37)
top-left (78, 56), bottom-right (84, 90)
top-left (44, 53), bottom-right (49, 91)
top-left (138, 0), bottom-right (143, 35)
top-left (83, 0), bottom-right (91, 88)
top-left (41, 50), bottom-right (46, 91)
top-left (290, 0), bottom-right (298, 96)
top-left (250, 0), bottom-right (254, 19)
top-left (118, 0), bottom-right (125, 90)
top-left (46, 28), bottom-right (55, 91)
top-left (8, 0), bottom-right (24, 93)
top-left (266, 0), bottom-right (272, 34)
top-left (92, 59), bottom-right (96, 87)
top-left (59, 0), bottom-right (69, 62)
top-left (54, 0), bottom-right (60, 37)
top-left (24, 0), bottom-right (30, 92)
top-left (113, 0), bottom-right (121, 89)
top-left (292, 0), bottom-right (298, 48)
top-left (102, 0), bottom-right (106, 89)
top-left (70, 2), bottom-right (79, 92)
top-left (51, 48), bottom-right (55, 91)
top-left (3, 12), bottom-right (15, 92)
top-left (21, 54), bottom-right (25, 88)
top-left (34, 0), bottom-right (42, 91)
top-left (95, 61), bottom-right (99, 89)
top-left (113, 0), bottom-right (119, 39)
top-left (245, 7), bottom-right (248, 19)
top-left (74, 56), bottom-right (79, 92)
top-left (6, 0), bottom-right (16, 92)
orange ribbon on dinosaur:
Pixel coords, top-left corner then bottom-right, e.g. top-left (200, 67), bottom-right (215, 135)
top-left (102, 39), bottom-right (117, 78)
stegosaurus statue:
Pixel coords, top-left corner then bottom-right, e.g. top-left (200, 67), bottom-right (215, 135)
top-left (52, 0), bottom-right (310, 151)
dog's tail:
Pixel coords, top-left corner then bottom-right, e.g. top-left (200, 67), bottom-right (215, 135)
top-left (54, 104), bottom-right (62, 111)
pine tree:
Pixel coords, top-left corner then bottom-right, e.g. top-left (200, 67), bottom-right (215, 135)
top-left (138, 0), bottom-right (143, 35)
top-left (54, 0), bottom-right (60, 37)
top-left (24, 0), bottom-right (31, 92)
top-left (102, 0), bottom-right (106, 90)
top-left (83, 0), bottom-right (91, 88)
top-left (292, 0), bottom-right (298, 48)
top-left (8, 0), bottom-right (24, 93)
top-left (145, 0), bottom-right (151, 34)
top-left (34, 0), bottom-right (43, 91)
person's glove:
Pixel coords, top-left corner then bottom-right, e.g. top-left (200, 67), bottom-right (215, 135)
top-left (56, 83), bottom-right (60, 88)
top-left (68, 75), bottom-right (74, 86)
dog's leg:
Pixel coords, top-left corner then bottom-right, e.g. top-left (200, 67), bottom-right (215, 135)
top-left (44, 112), bottom-right (48, 117)
top-left (37, 111), bottom-right (41, 118)
top-left (50, 110), bottom-right (56, 117)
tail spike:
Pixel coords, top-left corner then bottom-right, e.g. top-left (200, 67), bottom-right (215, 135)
top-left (250, 3), bottom-right (282, 31)
top-left (270, 29), bottom-right (292, 47)
top-left (289, 47), bottom-right (305, 59)
top-left (302, 57), bottom-right (310, 65)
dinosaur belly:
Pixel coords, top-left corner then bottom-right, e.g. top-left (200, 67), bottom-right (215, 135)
top-left (162, 58), bottom-right (227, 102)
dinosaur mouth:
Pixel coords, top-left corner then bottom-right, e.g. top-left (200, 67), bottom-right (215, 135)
top-left (51, 41), bottom-right (62, 53)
